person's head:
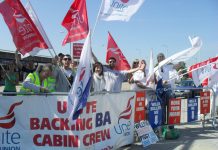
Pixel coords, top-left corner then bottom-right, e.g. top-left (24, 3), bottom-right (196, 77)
top-left (93, 62), bottom-right (103, 76)
top-left (36, 64), bottom-right (52, 80)
top-left (58, 53), bottom-right (64, 65)
top-left (139, 59), bottom-right (146, 71)
top-left (108, 57), bottom-right (116, 69)
top-left (132, 59), bottom-right (139, 68)
top-left (8, 62), bottom-right (16, 72)
top-left (157, 53), bottom-right (165, 63)
top-left (62, 54), bottom-right (72, 69)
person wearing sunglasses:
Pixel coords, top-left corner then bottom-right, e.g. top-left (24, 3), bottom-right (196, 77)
top-left (62, 54), bottom-right (75, 86)
top-left (103, 57), bottom-right (144, 92)
top-left (51, 54), bottom-right (75, 92)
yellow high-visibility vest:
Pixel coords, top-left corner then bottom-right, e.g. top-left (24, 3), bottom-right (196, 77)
top-left (20, 72), bottom-right (48, 93)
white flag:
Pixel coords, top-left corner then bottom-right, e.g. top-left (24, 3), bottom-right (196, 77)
top-left (100, 0), bottom-right (144, 21)
top-left (68, 31), bottom-right (92, 120)
top-left (190, 57), bottom-right (218, 87)
top-left (25, 1), bottom-right (53, 57)
top-left (154, 36), bottom-right (202, 76)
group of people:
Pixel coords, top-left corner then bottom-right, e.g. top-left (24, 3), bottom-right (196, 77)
top-left (1, 50), bottom-right (182, 97)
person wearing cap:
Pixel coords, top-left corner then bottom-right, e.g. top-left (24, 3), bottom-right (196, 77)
top-left (20, 64), bottom-right (52, 93)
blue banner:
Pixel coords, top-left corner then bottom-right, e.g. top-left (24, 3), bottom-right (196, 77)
top-left (148, 100), bottom-right (162, 128)
top-left (187, 98), bottom-right (198, 122)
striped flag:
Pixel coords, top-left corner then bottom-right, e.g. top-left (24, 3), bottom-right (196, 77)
top-left (68, 31), bottom-right (92, 120)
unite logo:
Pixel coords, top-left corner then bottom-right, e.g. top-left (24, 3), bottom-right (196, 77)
top-left (70, 9), bottom-right (84, 29)
top-left (111, 0), bottom-right (128, 11)
top-left (0, 101), bottom-right (23, 129)
top-left (114, 96), bottom-right (134, 136)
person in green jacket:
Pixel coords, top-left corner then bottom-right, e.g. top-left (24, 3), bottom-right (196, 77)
top-left (3, 62), bottom-right (19, 96)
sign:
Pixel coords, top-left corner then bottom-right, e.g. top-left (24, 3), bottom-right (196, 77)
top-left (134, 120), bottom-right (158, 148)
top-left (148, 100), bottom-right (162, 128)
top-left (73, 43), bottom-right (83, 59)
top-left (135, 91), bottom-right (146, 123)
top-left (0, 92), bottom-right (135, 150)
top-left (200, 91), bottom-right (210, 114)
top-left (168, 98), bottom-right (181, 125)
top-left (187, 98), bottom-right (198, 122)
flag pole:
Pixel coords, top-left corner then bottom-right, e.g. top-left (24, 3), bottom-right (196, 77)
top-left (26, 0), bottom-right (71, 88)
top-left (168, 61), bottom-right (217, 82)
top-left (92, 0), bottom-right (104, 38)
top-left (27, 0), bottom-right (57, 58)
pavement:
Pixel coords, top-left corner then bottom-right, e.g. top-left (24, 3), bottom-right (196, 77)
top-left (118, 122), bottom-right (218, 150)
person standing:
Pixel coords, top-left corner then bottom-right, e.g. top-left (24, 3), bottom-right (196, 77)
top-left (103, 57), bottom-right (143, 92)
top-left (91, 62), bottom-right (106, 92)
top-left (3, 62), bottom-right (19, 96)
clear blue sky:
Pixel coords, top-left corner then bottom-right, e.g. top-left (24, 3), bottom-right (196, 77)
top-left (0, 0), bottom-right (218, 66)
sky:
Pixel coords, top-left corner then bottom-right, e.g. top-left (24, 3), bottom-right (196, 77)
top-left (0, 0), bottom-right (218, 66)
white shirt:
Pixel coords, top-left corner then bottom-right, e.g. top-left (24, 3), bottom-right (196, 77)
top-left (156, 64), bottom-right (180, 89)
top-left (103, 66), bottom-right (127, 92)
top-left (92, 73), bottom-right (106, 92)
top-left (131, 69), bottom-right (148, 90)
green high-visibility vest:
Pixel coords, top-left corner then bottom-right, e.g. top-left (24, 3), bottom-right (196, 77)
top-left (47, 77), bottom-right (56, 92)
top-left (20, 72), bottom-right (48, 93)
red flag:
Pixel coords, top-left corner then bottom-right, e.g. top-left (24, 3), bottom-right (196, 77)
top-left (106, 32), bottom-right (131, 71)
top-left (0, 0), bottom-right (48, 56)
top-left (62, 0), bottom-right (89, 45)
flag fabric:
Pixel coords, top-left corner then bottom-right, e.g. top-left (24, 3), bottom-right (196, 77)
top-left (100, 0), bottom-right (144, 21)
top-left (153, 36), bottom-right (202, 80)
top-left (68, 31), bottom-right (92, 120)
top-left (24, 0), bottom-right (53, 57)
top-left (189, 56), bottom-right (218, 87)
top-left (106, 32), bottom-right (130, 71)
top-left (62, 0), bottom-right (89, 45)
top-left (0, 0), bottom-right (48, 56)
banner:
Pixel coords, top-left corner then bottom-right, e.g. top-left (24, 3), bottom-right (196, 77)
top-left (0, 0), bottom-right (48, 56)
top-left (148, 100), bottom-right (162, 128)
top-left (168, 98), bottom-right (181, 125)
top-left (135, 91), bottom-right (146, 123)
top-left (0, 92), bottom-right (135, 150)
top-left (106, 32), bottom-right (130, 70)
top-left (62, 0), bottom-right (89, 45)
top-left (134, 120), bottom-right (158, 148)
top-left (200, 91), bottom-right (210, 114)
top-left (100, 0), bottom-right (145, 21)
top-left (73, 43), bottom-right (83, 59)
top-left (187, 98), bottom-right (198, 122)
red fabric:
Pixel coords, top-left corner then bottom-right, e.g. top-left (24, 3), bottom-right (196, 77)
top-left (0, 0), bottom-right (48, 55)
top-left (106, 32), bottom-right (131, 71)
top-left (62, 0), bottom-right (89, 45)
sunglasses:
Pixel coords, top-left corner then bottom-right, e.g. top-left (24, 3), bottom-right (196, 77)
top-left (63, 58), bottom-right (71, 61)
top-left (133, 62), bottom-right (139, 64)
top-left (109, 60), bottom-right (116, 63)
